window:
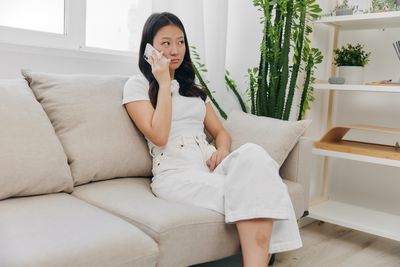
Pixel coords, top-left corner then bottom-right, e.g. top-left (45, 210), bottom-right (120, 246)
top-left (0, 0), bottom-right (64, 34)
top-left (85, 0), bottom-right (151, 53)
top-left (0, 0), bottom-right (152, 55)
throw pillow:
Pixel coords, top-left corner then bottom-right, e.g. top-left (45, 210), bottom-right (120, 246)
top-left (22, 70), bottom-right (152, 186)
top-left (0, 79), bottom-right (73, 200)
top-left (223, 110), bottom-right (311, 166)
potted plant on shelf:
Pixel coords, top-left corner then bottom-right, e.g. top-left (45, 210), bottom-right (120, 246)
top-left (334, 0), bottom-right (356, 16)
top-left (371, 0), bottom-right (400, 12)
top-left (333, 43), bottom-right (371, 84)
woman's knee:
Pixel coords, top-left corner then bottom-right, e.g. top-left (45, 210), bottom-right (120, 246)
top-left (236, 143), bottom-right (278, 167)
top-left (237, 143), bottom-right (269, 159)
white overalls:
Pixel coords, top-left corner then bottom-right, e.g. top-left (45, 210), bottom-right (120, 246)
top-left (123, 74), bottom-right (302, 253)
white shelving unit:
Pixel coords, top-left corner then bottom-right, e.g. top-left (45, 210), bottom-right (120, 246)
top-left (310, 11), bottom-right (400, 241)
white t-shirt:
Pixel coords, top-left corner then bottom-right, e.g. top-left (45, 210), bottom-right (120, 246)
top-left (122, 74), bottom-right (210, 150)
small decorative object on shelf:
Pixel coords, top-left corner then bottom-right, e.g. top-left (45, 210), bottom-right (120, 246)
top-left (328, 77), bottom-right (345, 84)
top-left (366, 79), bottom-right (400, 86)
top-left (334, 43), bottom-right (371, 84)
top-left (393, 40), bottom-right (400, 82)
top-left (396, 141), bottom-right (400, 151)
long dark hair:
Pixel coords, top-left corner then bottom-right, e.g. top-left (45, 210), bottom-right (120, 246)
top-left (138, 12), bottom-right (207, 108)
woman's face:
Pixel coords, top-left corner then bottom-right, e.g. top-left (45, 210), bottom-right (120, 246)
top-left (152, 25), bottom-right (186, 72)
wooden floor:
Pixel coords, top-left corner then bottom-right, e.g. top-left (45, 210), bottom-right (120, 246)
top-left (275, 221), bottom-right (400, 267)
top-left (193, 221), bottom-right (400, 267)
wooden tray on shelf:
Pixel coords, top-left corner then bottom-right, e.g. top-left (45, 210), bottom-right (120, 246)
top-left (314, 125), bottom-right (400, 161)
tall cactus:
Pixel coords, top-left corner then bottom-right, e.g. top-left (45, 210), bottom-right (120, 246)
top-left (283, 0), bottom-right (307, 120)
top-left (298, 47), bottom-right (323, 120)
top-left (258, 0), bottom-right (322, 120)
top-left (276, 0), bottom-right (294, 119)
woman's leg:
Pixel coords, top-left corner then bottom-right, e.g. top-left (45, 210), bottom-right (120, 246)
top-left (236, 218), bottom-right (273, 267)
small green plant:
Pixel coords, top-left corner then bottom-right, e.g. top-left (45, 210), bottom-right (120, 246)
top-left (371, 0), bottom-right (400, 12)
top-left (323, 0), bottom-right (359, 16)
top-left (336, 0), bottom-right (354, 10)
top-left (191, 46), bottom-right (228, 119)
top-left (333, 43), bottom-right (371, 67)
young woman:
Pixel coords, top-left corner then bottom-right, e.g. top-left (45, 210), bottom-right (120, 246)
top-left (123, 12), bottom-right (302, 267)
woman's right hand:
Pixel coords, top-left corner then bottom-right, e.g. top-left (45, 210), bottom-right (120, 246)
top-left (149, 51), bottom-right (171, 87)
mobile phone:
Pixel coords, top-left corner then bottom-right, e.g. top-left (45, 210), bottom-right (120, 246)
top-left (143, 43), bottom-right (162, 64)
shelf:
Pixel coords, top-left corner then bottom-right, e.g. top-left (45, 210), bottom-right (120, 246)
top-left (314, 11), bottom-right (400, 30)
top-left (309, 200), bottom-right (400, 241)
top-left (313, 125), bottom-right (400, 167)
top-left (313, 83), bottom-right (400, 93)
top-left (313, 147), bottom-right (400, 167)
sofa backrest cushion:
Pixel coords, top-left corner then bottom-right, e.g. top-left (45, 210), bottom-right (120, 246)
top-left (22, 71), bottom-right (152, 186)
top-left (224, 110), bottom-right (311, 167)
top-left (0, 79), bottom-right (73, 200)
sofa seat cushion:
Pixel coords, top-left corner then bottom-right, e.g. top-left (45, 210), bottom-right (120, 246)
top-left (0, 79), bottom-right (73, 200)
top-left (0, 193), bottom-right (158, 267)
top-left (283, 179), bottom-right (305, 219)
top-left (72, 178), bottom-right (240, 267)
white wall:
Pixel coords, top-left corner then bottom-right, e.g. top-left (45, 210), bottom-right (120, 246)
top-left (224, 0), bottom-right (262, 114)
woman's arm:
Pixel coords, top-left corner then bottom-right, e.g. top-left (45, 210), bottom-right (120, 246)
top-left (125, 52), bottom-right (172, 146)
top-left (125, 86), bottom-right (171, 146)
top-left (204, 102), bottom-right (231, 171)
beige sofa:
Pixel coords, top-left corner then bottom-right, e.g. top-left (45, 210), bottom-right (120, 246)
top-left (0, 71), bottom-right (311, 267)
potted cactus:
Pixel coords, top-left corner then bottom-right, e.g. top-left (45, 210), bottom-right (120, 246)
top-left (192, 0), bottom-right (323, 121)
top-left (333, 43), bottom-right (371, 84)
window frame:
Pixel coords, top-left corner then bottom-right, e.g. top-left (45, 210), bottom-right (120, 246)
top-left (0, 0), bottom-right (147, 59)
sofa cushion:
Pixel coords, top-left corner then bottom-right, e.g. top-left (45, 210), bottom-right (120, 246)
top-left (0, 193), bottom-right (158, 267)
top-left (224, 110), bottom-right (311, 166)
top-left (0, 79), bottom-right (73, 200)
top-left (22, 70), bottom-right (152, 185)
top-left (72, 178), bottom-right (240, 267)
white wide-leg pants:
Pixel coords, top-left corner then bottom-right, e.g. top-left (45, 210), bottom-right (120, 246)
top-left (150, 133), bottom-right (302, 253)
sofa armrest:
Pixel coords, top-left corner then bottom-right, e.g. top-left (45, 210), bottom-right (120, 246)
top-left (279, 136), bottom-right (312, 211)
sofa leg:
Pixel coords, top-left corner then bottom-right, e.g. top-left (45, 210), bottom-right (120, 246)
top-left (301, 210), bottom-right (309, 218)
top-left (268, 253), bottom-right (275, 266)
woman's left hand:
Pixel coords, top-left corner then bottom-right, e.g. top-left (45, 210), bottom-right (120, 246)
top-left (206, 149), bottom-right (230, 172)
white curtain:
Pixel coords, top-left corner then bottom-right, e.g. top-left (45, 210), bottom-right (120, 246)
top-left (152, 0), bottom-right (230, 115)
